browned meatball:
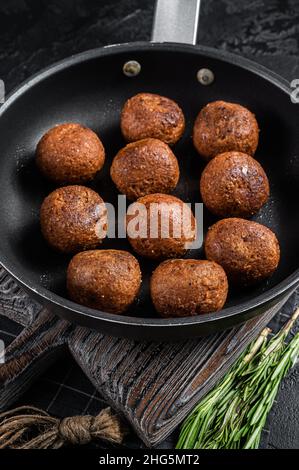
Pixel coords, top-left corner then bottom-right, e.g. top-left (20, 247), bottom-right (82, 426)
top-left (121, 93), bottom-right (185, 145)
top-left (40, 185), bottom-right (107, 253)
top-left (205, 218), bottom-right (280, 285)
top-left (36, 123), bottom-right (105, 184)
top-left (200, 152), bottom-right (270, 217)
top-left (150, 259), bottom-right (228, 318)
top-left (67, 250), bottom-right (141, 314)
top-left (110, 138), bottom-right (180, 200)
top-left (126, 193), bottom-right (196, 260)
top-left (193, 101), bottom-right (259, 160)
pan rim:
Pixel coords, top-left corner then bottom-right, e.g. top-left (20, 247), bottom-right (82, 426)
top-left (0, 41), bottom-right (298, 329)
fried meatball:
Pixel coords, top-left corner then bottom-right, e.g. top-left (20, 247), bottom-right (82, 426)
top-left (121, 93), bottom-right (185, 145)
top-left (150, 259), bottom-right (228, 318)
top-left (36, 123), bottom-right (105, 184)
top-left (110, 138), bottom-right (180, 200)
top-left (126, 193), bottom-right (196, 259)
top-left (40, 185), bottom-right (107, 253)
top-left (67, 250), bottom-right (141, 314)
top-left (205, 218), bottom-right (280, 285)
top-left (200, 152), bottom-right (269, 217)
top-left (193, 101), bottom-right (259, 160)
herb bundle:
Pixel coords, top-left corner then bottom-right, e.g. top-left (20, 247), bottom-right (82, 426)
top-left (176, 308), bottom-right (299, 449)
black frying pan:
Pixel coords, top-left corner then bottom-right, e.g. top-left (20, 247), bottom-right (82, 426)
top-left (0, 0), bottom-right (298, 341)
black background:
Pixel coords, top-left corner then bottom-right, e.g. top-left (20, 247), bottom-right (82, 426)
top-left (0, 0), bottom-right (298, 450)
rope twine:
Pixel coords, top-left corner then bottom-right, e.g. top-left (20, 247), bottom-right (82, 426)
top-left (0, 406), bottom-right (125, 449)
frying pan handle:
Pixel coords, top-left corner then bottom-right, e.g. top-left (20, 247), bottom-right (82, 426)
top-left (152, 0), bottom-right (201, 45)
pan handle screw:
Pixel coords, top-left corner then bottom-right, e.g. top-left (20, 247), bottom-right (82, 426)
top-left (197, 68), bottom-right (214, 86)
top-left (123, 60), bottom-right (141, 77)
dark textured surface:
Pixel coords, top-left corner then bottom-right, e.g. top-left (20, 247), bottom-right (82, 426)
top-left (0, 0), bottom-right (298, 449)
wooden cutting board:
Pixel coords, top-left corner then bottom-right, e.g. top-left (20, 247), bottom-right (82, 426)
top-left (0, 266), bottom-right (293, 447)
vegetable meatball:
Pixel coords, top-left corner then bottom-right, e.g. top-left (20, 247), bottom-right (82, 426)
top-left (205, 218), bottom-right (280, 285)
top-left (200, 152), bottom-right (269, 217)
top-left (36, 123), bottom-right (105, 184)
top-left (126, 193), bottom-right (196, 259)
top-left (193, 101), bottom-right (259, 160)
top-left (121, 93), bottom-right (185, 145)
top-left (110, 138), bottom-right (180, 200)
top-left (40, 185), bottom-right (107, 253)
top-left (67, 250), bottom-right (141, 314)
top-left (150, 259), bottom-right (228, 318)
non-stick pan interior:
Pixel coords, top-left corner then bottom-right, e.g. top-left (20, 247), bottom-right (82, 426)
top-left (0, 44), bottom-right (298, 321)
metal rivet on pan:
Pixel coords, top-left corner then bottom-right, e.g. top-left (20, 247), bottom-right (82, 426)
top-left (123, 60), bottom-right (141, 77)
top-left (197, 68), bottom-right (215, 85)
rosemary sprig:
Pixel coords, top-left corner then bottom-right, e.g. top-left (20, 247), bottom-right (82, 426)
top-left (176, 308), bottom-right (299, 449)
